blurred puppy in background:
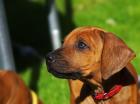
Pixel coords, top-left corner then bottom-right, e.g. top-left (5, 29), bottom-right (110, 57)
top-left (0, 70), bottom-right (42, 104)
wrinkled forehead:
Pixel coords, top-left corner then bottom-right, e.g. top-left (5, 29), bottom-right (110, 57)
top-left (63, 27), bottom-right (104, 46)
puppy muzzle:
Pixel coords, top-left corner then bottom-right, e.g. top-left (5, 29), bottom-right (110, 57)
top-left (45, 51), bottom-right (81, 80)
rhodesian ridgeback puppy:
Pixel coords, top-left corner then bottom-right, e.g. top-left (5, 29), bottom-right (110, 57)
top-left (0, 70), bottom-right (42, 104)
top-left (46, 27), bottom-right (138, 104)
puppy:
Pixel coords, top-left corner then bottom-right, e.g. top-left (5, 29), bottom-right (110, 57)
top-left (0, 70), bottom-right (42, 104)
top-left (46, 27), bottom-right (138, 104)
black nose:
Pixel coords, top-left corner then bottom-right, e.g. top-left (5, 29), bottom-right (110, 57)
top-left (47, 54), bottom-right (55, 63)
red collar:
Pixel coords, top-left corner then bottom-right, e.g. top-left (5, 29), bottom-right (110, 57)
top-left (92, 85), bottom-right (122, 100)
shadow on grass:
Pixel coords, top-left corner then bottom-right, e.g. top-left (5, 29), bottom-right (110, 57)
top-left (4, 0), bottom-right (76, 93)
top-left (4, 0), bottom-right (50, 92)
top-left (58, 0), bottom-right (76, 38)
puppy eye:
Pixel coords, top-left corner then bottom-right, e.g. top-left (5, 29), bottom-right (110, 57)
top-left (77, 41), bottom-right (88, 49)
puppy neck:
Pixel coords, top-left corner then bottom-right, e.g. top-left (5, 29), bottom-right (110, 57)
top-left (81, 68), bottom-right (103, 89)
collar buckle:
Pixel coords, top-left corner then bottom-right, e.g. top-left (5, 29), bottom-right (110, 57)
top-left (93, 85), bottom-right (122, 100)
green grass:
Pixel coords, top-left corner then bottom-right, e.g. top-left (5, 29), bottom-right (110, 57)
top-left (20, 0), bottom-right (140, 104)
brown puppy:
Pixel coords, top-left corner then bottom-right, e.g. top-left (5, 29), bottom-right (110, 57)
top-left (46, 27), bottom-right (138, 104)
top-left (0, 70), bottom-right (42, 104)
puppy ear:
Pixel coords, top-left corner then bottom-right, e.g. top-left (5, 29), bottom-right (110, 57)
top-left (101, 32), bottom-right (136, 80)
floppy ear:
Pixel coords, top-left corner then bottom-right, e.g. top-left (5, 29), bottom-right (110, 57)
top-left (101, 32), bottom-right (136, 80)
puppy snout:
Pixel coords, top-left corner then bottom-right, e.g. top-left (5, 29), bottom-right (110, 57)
top-left (46, 48), bottom-right (63, 63)
top-left (46, 54), bottom-right (55, 63)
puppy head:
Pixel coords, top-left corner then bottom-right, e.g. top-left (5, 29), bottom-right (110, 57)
top-left (46, 27), bottom-right (135, 80)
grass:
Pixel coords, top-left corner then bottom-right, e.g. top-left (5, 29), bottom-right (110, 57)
top-left (19, 0), bottom-right (140, 104)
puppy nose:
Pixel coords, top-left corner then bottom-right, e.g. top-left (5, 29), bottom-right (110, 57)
top-left (47, 54), bottom-right (55, 63)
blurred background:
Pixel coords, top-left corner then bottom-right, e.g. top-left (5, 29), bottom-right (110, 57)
top-left (1, 0), bottom-right (140, 104)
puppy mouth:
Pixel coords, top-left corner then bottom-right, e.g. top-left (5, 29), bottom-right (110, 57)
top-left (47, 65), bottom-right (81, 80)
top-left (46, 52), bottom-right (82, 80)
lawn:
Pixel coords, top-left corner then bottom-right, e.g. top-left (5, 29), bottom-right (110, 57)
top-left (20, 0), bottom-right (140, 104)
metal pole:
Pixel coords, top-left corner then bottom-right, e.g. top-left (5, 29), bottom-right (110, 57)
top-left (48, 0), bottom-right (61, 50)
top-left (0, 0), bottom-right (15, 70)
